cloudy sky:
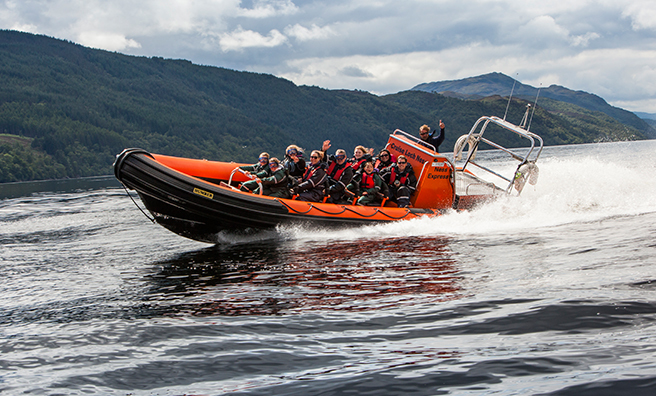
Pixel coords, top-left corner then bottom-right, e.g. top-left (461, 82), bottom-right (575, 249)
top-left (2, 0), bottom-right (656, 112)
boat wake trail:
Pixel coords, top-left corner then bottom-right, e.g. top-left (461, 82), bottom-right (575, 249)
top-left (273, 144), bottom-right (656, 243)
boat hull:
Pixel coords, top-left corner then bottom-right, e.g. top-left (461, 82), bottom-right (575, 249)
top-left (114, 148), bottom-right (437, 242)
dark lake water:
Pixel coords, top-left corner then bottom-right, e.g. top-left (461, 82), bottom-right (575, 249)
top-left (1, 141), bottom-right (656, 395)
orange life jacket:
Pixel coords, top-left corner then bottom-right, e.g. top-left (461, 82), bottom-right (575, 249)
top-left (327, 161), bottom-right (348, 181)
top-left (303, 163), bottom-right (320, 181)
top-left (389, 167), bottom-right (408, 185)
top-left (351, 158), bottom-right (366, 170)
top-left (361, 172), bottom-right (375, 189)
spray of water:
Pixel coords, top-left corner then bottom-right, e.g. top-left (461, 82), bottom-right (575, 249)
top-left (215, 142), bottom-right (656, 245)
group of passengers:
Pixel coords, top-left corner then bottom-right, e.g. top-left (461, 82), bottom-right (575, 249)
top-left (238, 122), bottom-right (446, 208)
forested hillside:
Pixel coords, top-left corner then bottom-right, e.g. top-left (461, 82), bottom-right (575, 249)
top-left (0, 30), bottom-right (649, 183)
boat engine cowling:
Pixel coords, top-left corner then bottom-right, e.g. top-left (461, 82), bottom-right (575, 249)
top-left (453, 134), bottom-right (479, 161)
top-left (513, 162), bottom-right (539, 192)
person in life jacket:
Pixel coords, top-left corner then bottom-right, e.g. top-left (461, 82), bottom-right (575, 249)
top-left (291, 150), bottom-right (327, 202)
top-left (350, 145), bottom-right (373, 173)
top-left (347, 161), bottom-right (385, 206)
top-left (281, 145), bottom-right (306, 179)
top-left (252, 158), bottom-right (290, 198)
top-left (418, 121), bottom-right (446, 152)
top-left (373, 148), bottom-right (395, 172)
top-left (320, 140), bottom-right (355, 204)
top-left (324, 148), bottom-right (354, 204)
top-left (239, 152), bottom-right (272, 192)
top-left (380, 155), bottom-right (417, 208)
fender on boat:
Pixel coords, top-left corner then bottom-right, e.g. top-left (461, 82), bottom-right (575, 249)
top-left (453, 134), bottom-right (479, 161)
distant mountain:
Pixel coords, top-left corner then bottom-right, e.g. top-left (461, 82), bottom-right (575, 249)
top-left (0, 31), bottom-right (651, 183)
top-left (645, 120), bottom-right (656, 129)
top-left (635, 111), bottom-right (656, 120)
top-left (413, 72), bottom-right (656, 138)
top-left (637, 114), bottom-right (656, 129)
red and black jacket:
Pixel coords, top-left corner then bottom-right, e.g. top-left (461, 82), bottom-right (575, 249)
top-left (381, 163), bottom-right (417, 193)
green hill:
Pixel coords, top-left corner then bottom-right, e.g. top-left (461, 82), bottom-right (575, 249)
top-left (0, 30), bottom-right (650, 183)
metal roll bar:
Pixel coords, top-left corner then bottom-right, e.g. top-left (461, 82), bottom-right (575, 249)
top-left (453, 110), bottom-right (544, 195)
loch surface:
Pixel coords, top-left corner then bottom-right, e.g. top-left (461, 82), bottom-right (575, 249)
top-left (1, 141), bottom-right (656, 395)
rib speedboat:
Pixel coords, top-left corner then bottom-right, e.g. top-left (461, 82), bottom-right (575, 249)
top-left (114, 110), bottom-right (543, 243)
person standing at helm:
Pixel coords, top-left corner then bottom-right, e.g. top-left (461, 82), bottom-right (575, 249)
top-left (419, 120), bottom-right (446, 152)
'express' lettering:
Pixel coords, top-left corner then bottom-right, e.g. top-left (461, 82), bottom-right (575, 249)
top-left (427, 173), bottom-right (451, 180)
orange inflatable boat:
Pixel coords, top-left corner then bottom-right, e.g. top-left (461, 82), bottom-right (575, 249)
top-left (114, 114), bottom-right (542, 242)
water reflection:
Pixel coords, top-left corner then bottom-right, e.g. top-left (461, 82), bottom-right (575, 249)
top-left (143, 236), bottom-right (462, 316)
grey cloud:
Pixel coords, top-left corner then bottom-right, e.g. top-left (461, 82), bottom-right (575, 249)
top-left (2, 0), bottom-right (656, 111)
top-left (339, 66), bottom-right (373, 78)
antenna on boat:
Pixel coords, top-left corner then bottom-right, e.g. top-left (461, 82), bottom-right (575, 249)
top-left (526, 84), bottom-right (541, 132)
top-left (520, 104), bottom-right (531, 129)
top-left (503, 73), bottom-right (518, 121)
